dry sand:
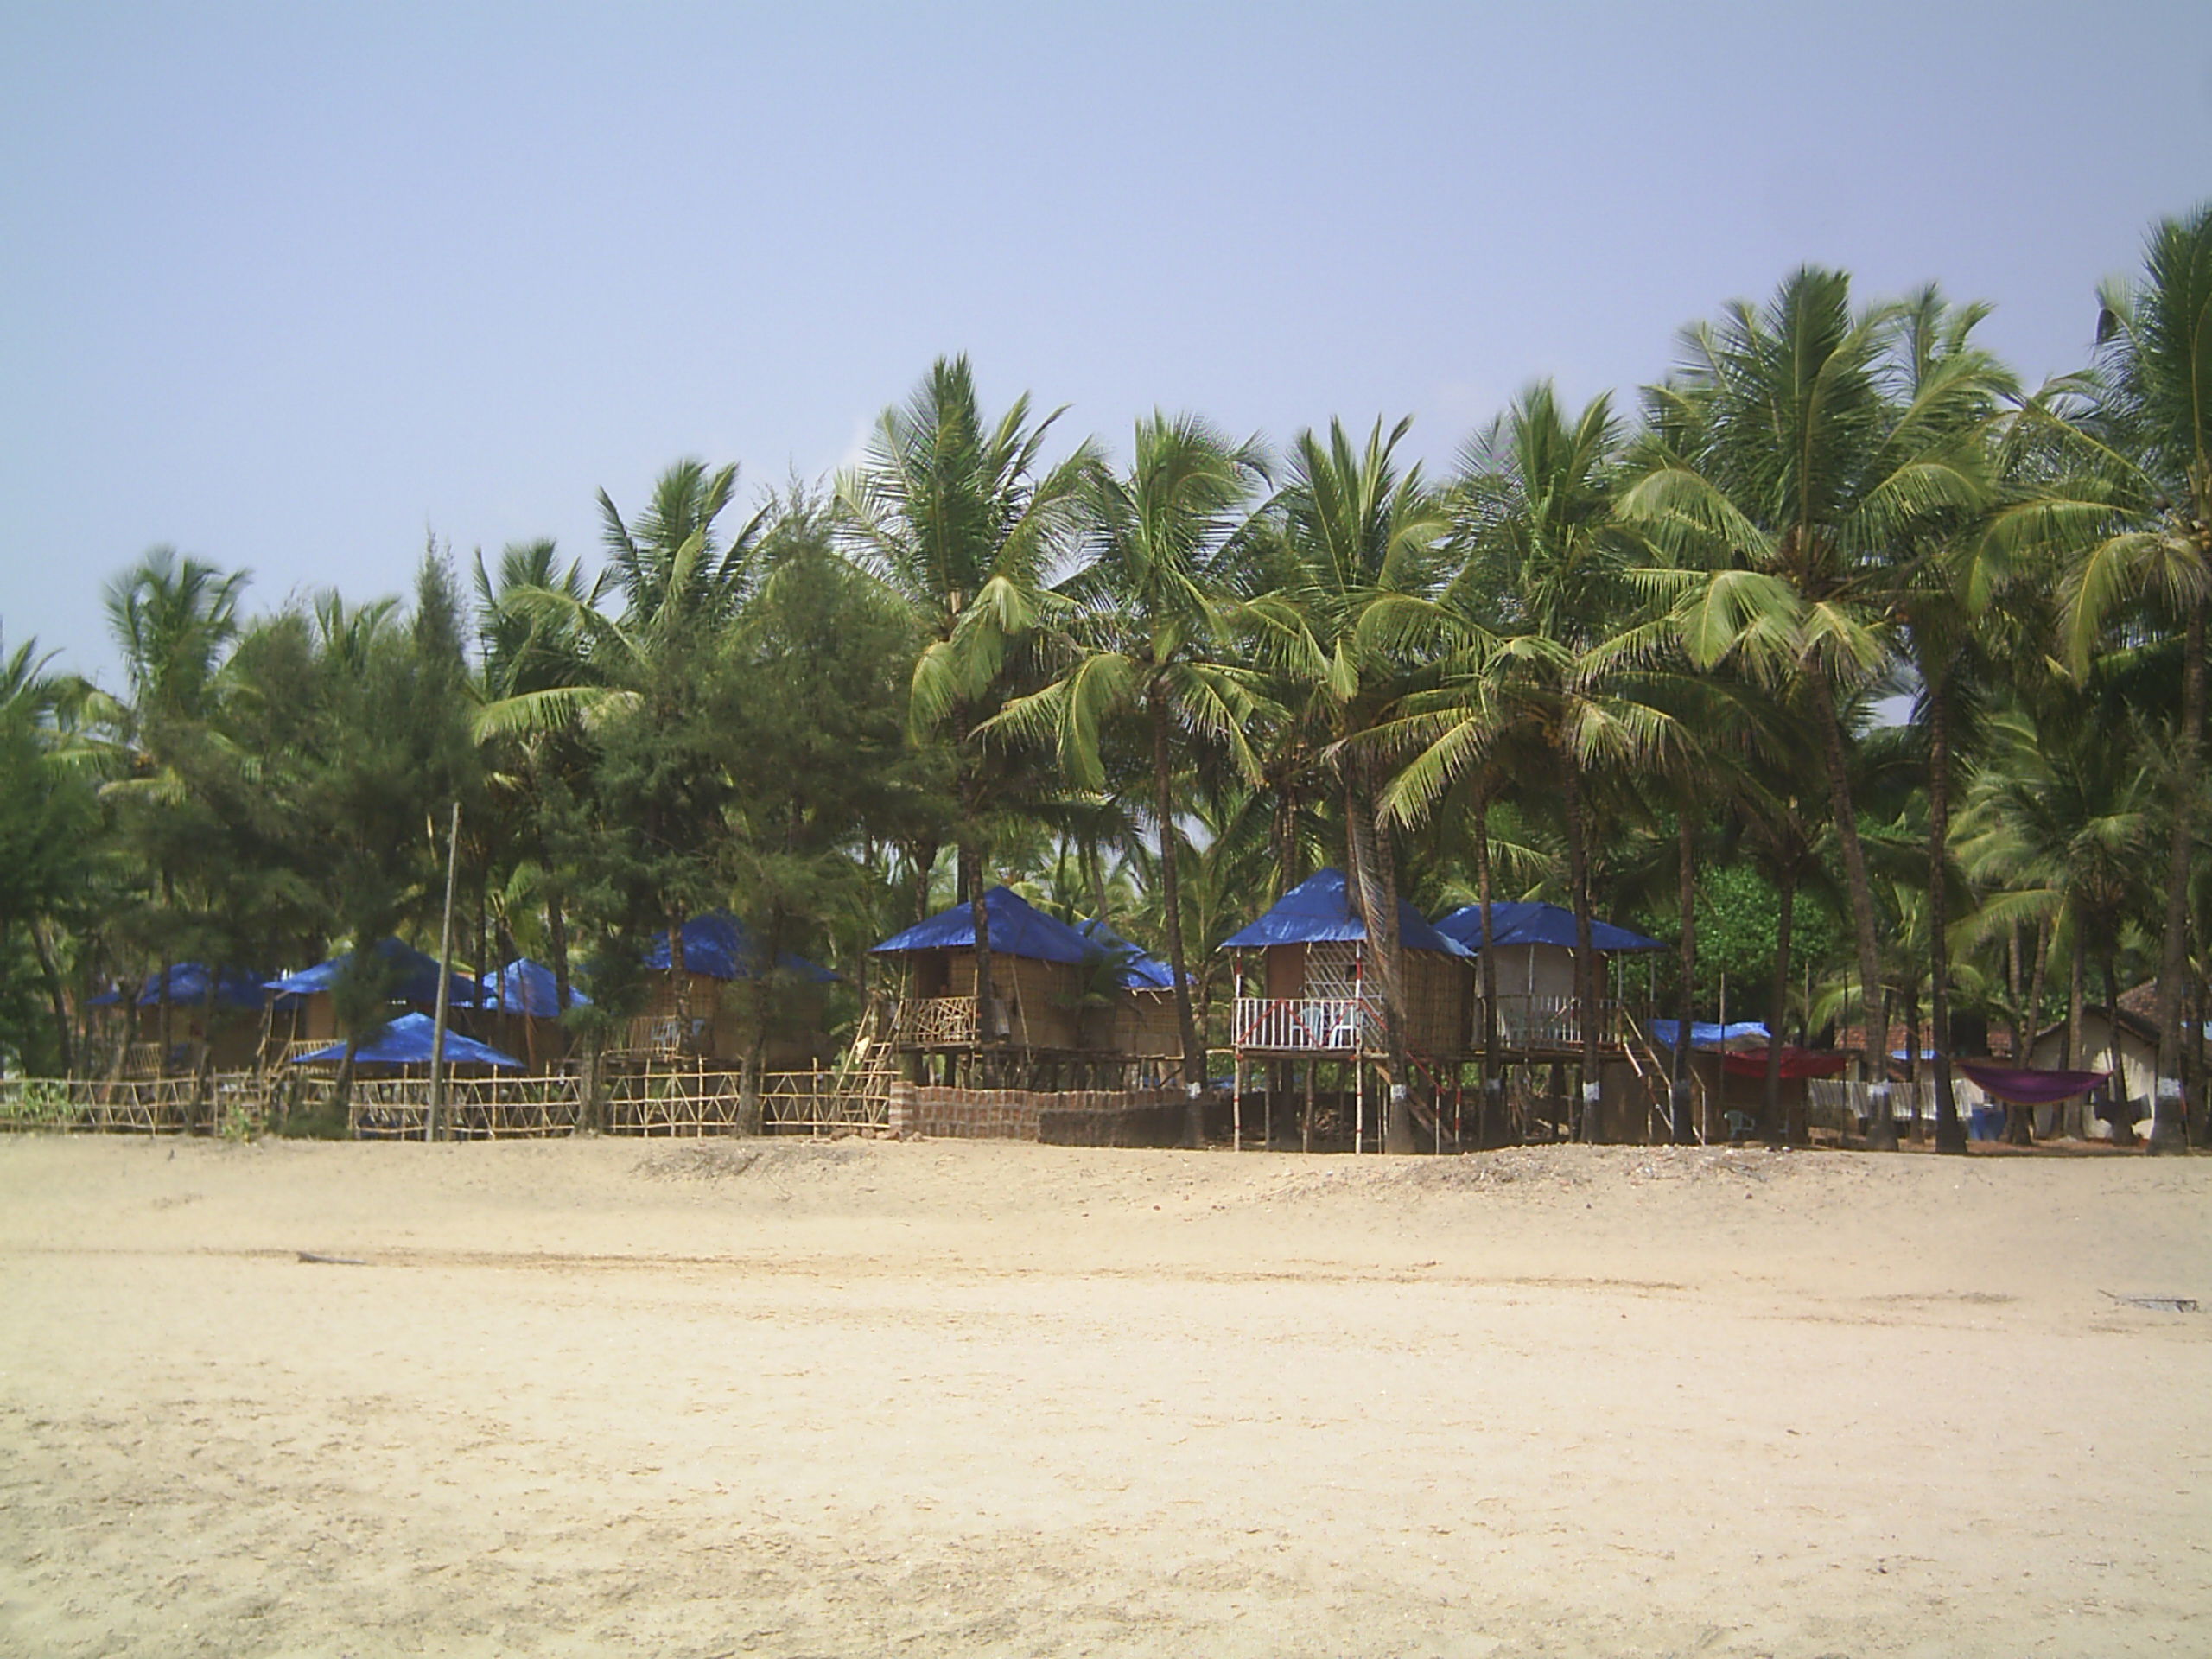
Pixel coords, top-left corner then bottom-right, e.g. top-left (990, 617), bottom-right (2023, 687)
top-left (0, 1133), bottom-right (2206, 1658)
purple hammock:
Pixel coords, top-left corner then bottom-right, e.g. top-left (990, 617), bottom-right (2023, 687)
top-left (1956, 1061), bottom-right (2109, 1108)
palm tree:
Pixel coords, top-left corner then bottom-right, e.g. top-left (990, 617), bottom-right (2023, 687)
top-left (836, 357), bottom-right (1097, 1066)
top-left (1247, 416), bottom-right (1451, 1151)
top-left (1390, 385), bottom-right (1683, 1140)
top-left (988, 412), bottom-right (1267, 1133)
top-left (99, 548), bottom-right (250, 1074)
top-left (1621, 268), bottom-right (2009, 1142)
top-left (1990, 205), bottom-right (2212, 1141)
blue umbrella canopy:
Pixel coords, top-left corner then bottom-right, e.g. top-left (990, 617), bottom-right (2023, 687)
top-left (643, 912), bottom-right (837, 982)
top-left (473, 958), bottom-right (590, 1016)
top-left (1433, 901), bottom-right (1665, 953)
top-left (1219, 869), bottom-right (1469, 957)
top-left (288, 1012), bottom-right (522, 1069)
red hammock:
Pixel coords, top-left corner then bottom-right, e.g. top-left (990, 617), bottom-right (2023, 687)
top-left (1955, 1061), bottom-right (2109, 1108)
top-left (1719, 1046), bottom-right (1848, 1080)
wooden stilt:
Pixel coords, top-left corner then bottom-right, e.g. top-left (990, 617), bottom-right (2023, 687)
top-left (1355, 1057), bottom-right (1365, 1154)
top-left (1302, 1058), bottom-right (1314, 1154)
top-left (1232, 1056), bottom-right (1243, 1151)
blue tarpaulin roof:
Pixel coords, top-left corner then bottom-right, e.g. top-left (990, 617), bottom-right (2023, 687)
top-left (1648, 1019), bottom-right (1771, 1050)
top-left (873, 887), bottom-right (1098, 965)
top-left (88, 963), bottom-right (271, 1012)
top-left (1219, 869), bottom-right (1470, 957)
top-left (288, 1011), bottom-right (523, 1069)
top-left (642, 912), bottom-right (837, 982)
top-left (472, 958), bottom-right (590, 1016)
top-left (265, 938), bottom-right (475, 1005)
top-left (1074, 917), bottom-right (1179, 989)
top-left (1433, 901), bottom-right (1665, 953)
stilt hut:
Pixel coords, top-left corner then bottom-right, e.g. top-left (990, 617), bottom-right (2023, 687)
top-left (467, 958), bottom-right (588, 1072)
top-left (626, 912), bottom-right (836, 1070)
top-left (871, 887), bottom-right (1172, 1082)
top-left (1431, 900), bottom-right (1663, 1057)
top-left (1219, 869), bottom-right (1471, 1150)
top-left (263, 940), bottom-right (476, 1068)
top-left (1073, 917), bottom-right (1184, 1063)
top-left (86, 963), bottom-right (271, 1076)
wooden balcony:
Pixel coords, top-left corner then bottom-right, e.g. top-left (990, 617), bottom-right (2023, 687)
top-left (892, 995), bottom-right (982, 1048)
top-left (1475, 995), bottom-right (1624, 1052)
top-left (1232, 996), bottom-right (1372, 1052)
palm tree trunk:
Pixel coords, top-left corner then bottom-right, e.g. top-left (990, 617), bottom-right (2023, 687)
top-left (2011, 921), bottom-right (2050, 1144)
top-left (2149, 600), bottom-right (2203, 1147)
top-left (1929, 677), bottom-right (1966, 1154)
top-left (964, 841), bottom-right (995, 1065)
top-left (1814, 683), bottom-right (1892, 1147)
top-left (547, 887), bottom-right (571, 1021)
top-left (1473, 783), bottom-right (1503, 1147)
top-left (667, 912), bottom-right (690, 1052)
top-left (2102, 946), bottom-right (2131, 1146)
top-left (1344, 767), bottom-right (1414, 1152)
top-left (29, 918), bottom-right (73, 1077)
top-left (1762, 861), bottom-right (1797, 1143)
top-left (1151, 697), bottom-right (1205, 1146)
top-left (2065, 921), bottom-right (2087, 1138)
top-left (1673, 810), bottom-right (1697, 1144)
top-left (1561, 756), bottom-right (1602, 1142)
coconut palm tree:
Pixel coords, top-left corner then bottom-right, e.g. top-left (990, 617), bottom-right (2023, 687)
top-left (1246, 416), bottom-right (1452, 1151)
top-left (1988, 204), bottom-right (2212, 1141)
top-left (1620, 268), bottom-right (2010, 1143)
top-left (986, 412), bottom-right (1268, 1130)
top-left (1389, 385), bottom-right (1684, 1140)
top-left (836, 356), bottom-right (1098, 1067)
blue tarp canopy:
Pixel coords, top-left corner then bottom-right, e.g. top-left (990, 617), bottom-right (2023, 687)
top-left (266, 938), bottom-right (475, 1006)
top-left (873, 887), bottom-right (1097, 965)
top-left (288, 1012), bottom-right (522, 1069)
top-left (1648, 1019), bottom-right (1771, 1051)
top-left (88, 963), bottom-right (271, 1012)
top-left (1074, 917), bottom-right (1179, 989)
top-left (1219, 869), bottom-right (1470, 957)
top-left (1433, 901), bottom-right (1665, 953)
top-left (642, 912), bottom-right (836, 982)
top-left (473, 958), bottom-right (589, 1016)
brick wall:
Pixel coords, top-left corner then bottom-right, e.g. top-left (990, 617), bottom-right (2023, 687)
top-left (889, 1082), bottom-right (1181, 1143)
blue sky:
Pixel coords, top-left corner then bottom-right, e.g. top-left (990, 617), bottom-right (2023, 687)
top-left (4, 1), bottom-right (2209, 684)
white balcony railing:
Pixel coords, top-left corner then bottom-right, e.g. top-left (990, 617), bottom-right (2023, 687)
top-left (1475, 995), bottom-right (1623, 1051)
top-left (1232, 996), bottom-right (1374, 1052)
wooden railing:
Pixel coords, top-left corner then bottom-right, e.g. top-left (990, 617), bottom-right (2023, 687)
top-left (1232, 996), bottom-right (1371, 1051)
top-left (0, 1075), bottom-right (242, 1135)
top-left (348, 1076), bottom-right (587, 1140)
top-left (1476, 995), bottom-right (1624, 1051)
top-left (893, 995), bottom-right (980, 1047)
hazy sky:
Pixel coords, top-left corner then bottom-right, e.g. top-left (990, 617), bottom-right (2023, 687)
top-left (4, 1), bottom-right (2209, 685)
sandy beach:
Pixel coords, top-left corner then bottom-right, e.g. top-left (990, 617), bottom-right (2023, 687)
top-left (1, 1133), bottom-right (2205, 1657)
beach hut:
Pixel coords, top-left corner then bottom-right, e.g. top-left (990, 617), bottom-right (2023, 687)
top-left (870, 887), bottom-right (1178, 1078)
top-left (264, 940), bottom-right (478, 1065)
top-left (1072, 917), bottom-right (1183, 1060)
top-left (626, 911), bottom-right (836, 1070)
top-left (1432, 900), bottom-right (1664, 1055)
top-left (2027, 1006), bottom-right (2158, 1140)
top-left (86, 963), bottom-right (272, 1075)
top-left (1222, 869), bottom-right (1471, 1060)
top-left (467, 958), bottom-right (588, 1071)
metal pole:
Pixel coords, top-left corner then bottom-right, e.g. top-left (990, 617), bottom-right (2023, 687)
top-left (427, 800), bottom-right (461, 1144)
